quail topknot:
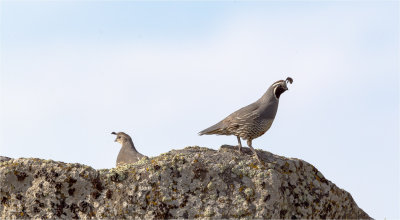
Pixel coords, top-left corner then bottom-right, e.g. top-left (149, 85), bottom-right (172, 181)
top-left (199, 77), bottom-right (293, 163)
top-left (111, 131), bottom-right (144, 166)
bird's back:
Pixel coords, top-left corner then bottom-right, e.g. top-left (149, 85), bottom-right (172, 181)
top-left (199, 91), bottom-right (280, 139)
top-left (199, 101), bottom-right (260, 135)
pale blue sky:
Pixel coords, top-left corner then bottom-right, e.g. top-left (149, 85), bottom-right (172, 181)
top-left (1, 1), bottom-right (398, 219)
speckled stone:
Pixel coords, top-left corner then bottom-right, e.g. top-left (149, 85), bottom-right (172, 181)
top-left (0, 146), bottom-right (371, 219)
top-left (0, 156), bottom-right (12, 163)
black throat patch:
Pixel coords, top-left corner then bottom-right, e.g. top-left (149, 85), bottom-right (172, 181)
top-left (274, 86), bottom-right (286, 99)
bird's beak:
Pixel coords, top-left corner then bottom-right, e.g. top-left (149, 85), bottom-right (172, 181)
top-left (114, 138), bottom-right (118, 142)
top-left (283, 83), bottom-right (289, 91)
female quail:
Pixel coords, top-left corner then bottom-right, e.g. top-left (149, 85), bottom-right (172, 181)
top-left (111, 132), bottom-right (144, 166)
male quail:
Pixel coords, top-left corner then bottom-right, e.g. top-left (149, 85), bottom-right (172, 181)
top-left (199, 77), bottom-right (293, 163)
top-left (111, 132), bottom-right (144, 166)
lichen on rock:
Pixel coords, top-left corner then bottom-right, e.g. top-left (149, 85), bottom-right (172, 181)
top-left (0, 146), bottom-right (371, 219)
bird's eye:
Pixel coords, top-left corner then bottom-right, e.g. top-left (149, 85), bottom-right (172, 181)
top-left (117, 136), bottom-right (120, 139)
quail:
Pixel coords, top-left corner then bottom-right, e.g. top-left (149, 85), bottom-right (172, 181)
top-left (111, 132), bottom-right (144, 166)
top-left (199, 77), bottom-right (293, 163)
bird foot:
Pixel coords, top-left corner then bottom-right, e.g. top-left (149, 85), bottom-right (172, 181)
top-left (237, 146), bottom-right (244, 154)
top-left (253, 153), bottom-right (265, 166)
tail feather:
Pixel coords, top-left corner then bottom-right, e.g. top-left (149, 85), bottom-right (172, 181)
top-left (198, 122), bottom-right (224, 135)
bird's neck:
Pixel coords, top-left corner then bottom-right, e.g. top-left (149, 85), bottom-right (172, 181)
top-left (121, 140), bottom-right (138, 153)
top-left (257, 87), bottom-right (278, 104)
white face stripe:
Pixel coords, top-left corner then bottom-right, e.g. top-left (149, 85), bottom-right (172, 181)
top-left (272, 82), bottom-right (280, 87)
top-left (271, 81), bottom-right (284, 88)
top-left (273, 87), bottom-right (279, 100)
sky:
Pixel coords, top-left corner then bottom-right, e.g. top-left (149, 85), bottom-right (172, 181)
top-left (0, 1), bottom-right (399, 219)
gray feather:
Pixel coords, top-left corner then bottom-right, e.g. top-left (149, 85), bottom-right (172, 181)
top-left (116, 144), bottom-right (144, 166)
top-left (112, 132), bottom-right (145, 166)
top-left (198, 77), bottom-right (291, 141)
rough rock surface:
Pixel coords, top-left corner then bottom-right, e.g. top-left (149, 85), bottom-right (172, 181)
top-left (0, 156), bottom-right (12, 163)
top-left (0, 146), bottom-right (370, 219)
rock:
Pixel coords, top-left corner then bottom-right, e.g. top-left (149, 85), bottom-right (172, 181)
top-left (0, 146), bottom-right (370, 219)
top-left (0, 156), bottom-right (12, 163)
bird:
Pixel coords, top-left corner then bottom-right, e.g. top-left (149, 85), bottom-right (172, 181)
top-left (111, 131), bottom-right (145, 166)
top-left (199, 77), bottom-right (293, 163)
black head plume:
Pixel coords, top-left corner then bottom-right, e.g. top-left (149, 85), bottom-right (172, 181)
top-left (286, 77), bottom-right (293, 84)
top-left (111, 132), bottom-right (117, 135)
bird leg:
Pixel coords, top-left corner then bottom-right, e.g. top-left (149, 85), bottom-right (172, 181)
top-left (247, 139), bottom-right (262, 163)
top-left (236, 136), bottom-right (243, 154)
